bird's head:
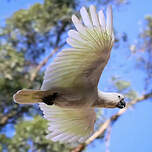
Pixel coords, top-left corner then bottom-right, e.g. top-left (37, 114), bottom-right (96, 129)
top-left (111, 93), bottom-right (126, 109)
top-left (97, 91), bottom-right (126, 109)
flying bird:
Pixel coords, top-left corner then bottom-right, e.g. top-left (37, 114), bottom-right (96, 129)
top-left (13, 5), bottom-right (126, 143)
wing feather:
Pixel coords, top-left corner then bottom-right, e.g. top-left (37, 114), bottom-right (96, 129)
top-left (41, 5), bottom-right (114, 91)
top-left (39, 103), bottom-right (96, 143)
top-left (80, 7), bottom-right (93, 28)
top-left (98, 9), bottom-right (106, 30)
top-left (90, 5), bottom-right (100, 28)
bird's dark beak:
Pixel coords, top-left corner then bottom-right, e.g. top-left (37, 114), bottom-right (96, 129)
top-left (117, 98), bottom-right (126, 109)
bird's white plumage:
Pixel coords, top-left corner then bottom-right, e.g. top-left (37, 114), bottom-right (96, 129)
top-left (39, 103), bottom-right (96, 143)
top-left (106, 6), bottom-right (113, 36)
top-left (98, 9), bottom-right (106, 30)
top-left (40, 5), bottom-right (114, 143)
top-left (12, 5), bottom-right (126, 144)
top-left (72, 15), bottom-right (85, 33)
top-left (80, 7), bottom-right (93, 28)
top-left (90, 5), bottom-right (100, 28)
top-left (41, 5), bottom-right (114, 91)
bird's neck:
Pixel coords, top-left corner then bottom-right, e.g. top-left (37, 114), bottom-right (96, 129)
top-left (93, 90), bottom-right (117, 108)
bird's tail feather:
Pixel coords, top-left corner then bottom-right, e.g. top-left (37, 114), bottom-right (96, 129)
top-left (13, 89), bottom-right (52, 104)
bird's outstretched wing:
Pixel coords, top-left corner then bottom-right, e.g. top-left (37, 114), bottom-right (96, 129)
top-left (39, 103), bottom-right (96, 143)
top-left (41, 5), bottom-right (114, 91)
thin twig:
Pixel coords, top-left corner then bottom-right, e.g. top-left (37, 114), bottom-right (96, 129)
top-left (105, 125), bottom-right (112, 152)
top-left (71, 92), bottom-right (152, 152)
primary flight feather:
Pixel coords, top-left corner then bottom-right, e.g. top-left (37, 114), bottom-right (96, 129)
top-left (13, 5), bottom-right (126, 143)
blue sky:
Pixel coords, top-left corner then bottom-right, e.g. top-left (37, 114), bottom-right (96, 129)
top-left (0, 0), bottom-right (152, 152)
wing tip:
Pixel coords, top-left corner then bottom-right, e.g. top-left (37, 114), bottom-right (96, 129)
top-left (106, 5), bottom-right (113, 35)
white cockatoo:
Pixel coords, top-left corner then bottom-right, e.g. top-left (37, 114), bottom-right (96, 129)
top-left (13, 5), bottom-right (125, 143)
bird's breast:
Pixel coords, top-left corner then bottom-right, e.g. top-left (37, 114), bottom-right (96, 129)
top-left (54, 89), bottom-right (97, 108)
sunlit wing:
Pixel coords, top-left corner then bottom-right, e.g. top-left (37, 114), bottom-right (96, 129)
top-left (41, 5), bottom-right (114, 91)
top-left (39, 103), bottom-right (96, 143)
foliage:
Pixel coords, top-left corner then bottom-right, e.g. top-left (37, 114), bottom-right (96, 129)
top-left (130, 15), bottom-right (152, 91)
top-left (1, 0), bottom-right (74, 63)
top-left (111, 77), bottom-right (138, 100)
top-left (0, 116), bottom-right (69, 152)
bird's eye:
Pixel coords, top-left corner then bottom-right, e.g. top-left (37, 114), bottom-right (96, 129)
top-left (118, 95), bottom-right (121, 98)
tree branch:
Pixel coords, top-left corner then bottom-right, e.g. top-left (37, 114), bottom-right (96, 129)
top-left (71, 92), bottom-right (152, 152)
top-left (105, 125), bottom-right (112, 152)
top-left (30, 47), bottom-right (59, 82)
top-left (30, 41), bottom-right (66, 82)
top-left (0, 106), bottom-right (30, 128)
